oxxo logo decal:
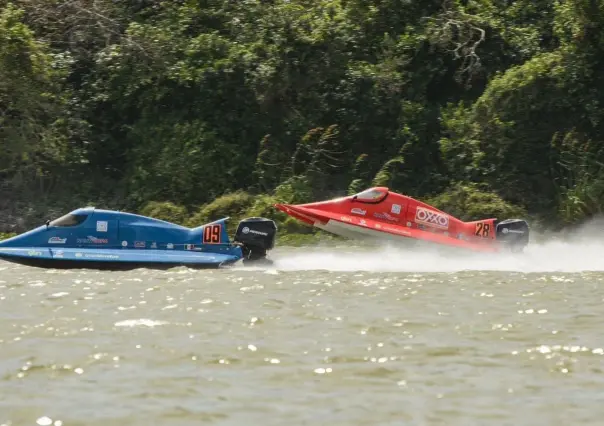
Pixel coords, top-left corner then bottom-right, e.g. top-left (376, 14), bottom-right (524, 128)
top-left (415, 207), bottom-right (449, 229)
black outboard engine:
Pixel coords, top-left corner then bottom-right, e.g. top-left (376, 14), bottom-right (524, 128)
top-left (234, 217), bottom-right (278, 265)
top-left (495, 219), bottom-right (530, 252)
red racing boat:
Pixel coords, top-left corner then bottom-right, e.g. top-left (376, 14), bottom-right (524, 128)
top-left (275, 187), bottom-right (530, 253)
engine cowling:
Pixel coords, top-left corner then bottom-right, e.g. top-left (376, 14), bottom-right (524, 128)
top-left (233, 217), bottom-right (278, 264)
top-left (495, 219), bottom-right (530, 252)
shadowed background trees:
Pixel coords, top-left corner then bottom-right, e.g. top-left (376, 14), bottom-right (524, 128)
top-left (1, 0), bottom-right (604, 234)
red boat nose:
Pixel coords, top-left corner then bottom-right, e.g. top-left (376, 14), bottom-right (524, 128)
top-left (274, 203), bottom-right (329, 225)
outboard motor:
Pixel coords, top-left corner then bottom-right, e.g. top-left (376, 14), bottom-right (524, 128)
top-left (234, 217), bottom-right (278, 264)
top-left (495, 219), bottom-right (530, 252)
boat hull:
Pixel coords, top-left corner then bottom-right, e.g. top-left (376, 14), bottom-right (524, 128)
top-left (0, 247), bottom-right (241, 270)
top-left (0, 208), bottom-right (279, 271)
top-left (315, 219), bottom-right (493, 254)
top-left (276, 203), bottom-right (501, 253)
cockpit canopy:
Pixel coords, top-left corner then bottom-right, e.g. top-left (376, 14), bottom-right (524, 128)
top-left (49, 213), bottom-right (89, 227)
top-left (352, 187), bottom-right (389, 203)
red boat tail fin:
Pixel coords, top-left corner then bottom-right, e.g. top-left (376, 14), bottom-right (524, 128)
top-left (464, 218), bottom-right (498, 240)
top-left (465, 218), bottom-right (498, 224)
top-left (463, 218), bottom-right (530, 251)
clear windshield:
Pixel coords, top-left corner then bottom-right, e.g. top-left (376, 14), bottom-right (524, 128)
top-left (353, 188), bottom-right (387, 202)
top-left (49, 214), bottom-right (88, 227)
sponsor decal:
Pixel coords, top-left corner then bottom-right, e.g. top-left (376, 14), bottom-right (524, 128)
top-left (240, 226), bottom-right (268, 237)
top-left (351, 208), bottom-right (366, 216)
top-left (151, 242), bottom-right (157, 249)
top-left (121, 241), bottom-right (128, 247)
top-left (340, 216), bottom-right (353, 223)
top-left (92, 254), bottom-right (118, 259)
top-left (373, 212), bottom-right (399, 222)
top-left (185, 244), bottom-right (195, 250)
top-left (167, 243), bottom-right (174, 249)
top-left (134, 241), bottom-right (145, 248)
top-left (406, 221), bottom-right (412, 227)
top-left (77, 236), bottom-right (109, 244)
top-left (415, 207), bottom-right (449, 230)
top-left (48, 237), bottom-right (67, 244)
top-left (54, 250), bottom-right (64, 258)
top-left (28, 250), bottom-right (43, 256)
top-left (82, 253), bottom-right (119, 260)
top-left (360, 219), bottom-right (367, 226)
top-left (96, 221), bottom-right (108, 232)
top-left (88, 236), bottom-right (108, 244)
top-left (391, 204), bottom-right (401, 215)
top-left (375, 223), bottom-right (382, 229)
top-left (501, 227), bottom-right (524, 234)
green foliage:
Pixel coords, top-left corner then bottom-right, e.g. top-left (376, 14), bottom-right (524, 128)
top-left (427, 183), bottom-right (527, 222)
top-left (273, 176), bottom-right (315, 205)
top-left (2, 0), bottom-right (604, 237)
top-left (0, 232), bottom-right (16, 241)
top-left (555, 130), bottom-right (604, 224)
top-left (139, 201), bottom-right (188, 225)
top-left (186, 191), bottom-right (255, 227)
top-left (0, 3), bottom-right (72, 187)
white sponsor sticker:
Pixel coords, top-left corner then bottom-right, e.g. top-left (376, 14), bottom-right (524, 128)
top-left (415, 207), bottom-right (449, 229)
top-left (391, 204), bottom-right (401, 214)
top-left (96, 221), bottom-right (108, 232)
top-left (351, 208), bottom-right (366, 216)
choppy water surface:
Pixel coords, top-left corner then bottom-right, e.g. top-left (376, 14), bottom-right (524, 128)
top-left (2, 235), bottom-right (604, 425)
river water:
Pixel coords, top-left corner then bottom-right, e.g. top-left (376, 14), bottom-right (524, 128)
top-left (2, 236), bottom-right (604, 425)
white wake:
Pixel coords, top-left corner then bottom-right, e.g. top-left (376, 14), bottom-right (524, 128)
top-left (268, 218), bottom-right (604, 273)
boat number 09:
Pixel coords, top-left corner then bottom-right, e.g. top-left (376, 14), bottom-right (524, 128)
top-left (474, 222), bottom-right (491, 238)
top-left (203, 224), bottom-right (222, 244)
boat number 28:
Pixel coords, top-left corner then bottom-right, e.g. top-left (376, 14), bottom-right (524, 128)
top-left (474, 222), bottom-right (491, 238)
top-left (203, 224), bottom-right (222, 244)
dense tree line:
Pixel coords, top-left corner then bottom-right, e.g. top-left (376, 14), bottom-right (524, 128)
top-left (1, 0), bottom-right (604, 234)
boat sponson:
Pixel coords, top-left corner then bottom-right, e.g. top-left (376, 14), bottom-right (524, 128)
top-left (0, 247), bottom-right (241, 270)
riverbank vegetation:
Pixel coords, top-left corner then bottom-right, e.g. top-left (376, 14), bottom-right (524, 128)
top-left (1, 0), bottom-right (604, 240)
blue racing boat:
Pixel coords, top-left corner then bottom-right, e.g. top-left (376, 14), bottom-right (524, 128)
top-left (0, 207), bottom-right (277, 270)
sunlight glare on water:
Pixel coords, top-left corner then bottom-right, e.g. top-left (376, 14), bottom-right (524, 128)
top-left (2, 221), bottom-right (604, 425)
